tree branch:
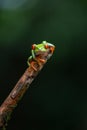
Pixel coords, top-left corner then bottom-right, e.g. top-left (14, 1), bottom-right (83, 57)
top-left (0, 48), bottom-right (55, 129)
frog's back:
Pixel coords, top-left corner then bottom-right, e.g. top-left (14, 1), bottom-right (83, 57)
top-left (35, 43), bottom-right (47, 52)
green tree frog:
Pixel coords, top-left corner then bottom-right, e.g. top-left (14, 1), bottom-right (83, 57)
top-left (27, 41), bottom-right (55, 70)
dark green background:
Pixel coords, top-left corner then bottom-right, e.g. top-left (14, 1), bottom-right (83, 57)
top-left (0, 0), bottom-right (87, 129)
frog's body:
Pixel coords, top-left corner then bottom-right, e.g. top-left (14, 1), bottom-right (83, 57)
top-left (27, 41), bottom-right (55, 70)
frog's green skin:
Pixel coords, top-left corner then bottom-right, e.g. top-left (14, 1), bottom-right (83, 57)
top-left (27, 41), bottom-right (54, 66)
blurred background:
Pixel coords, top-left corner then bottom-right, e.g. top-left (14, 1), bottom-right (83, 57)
top-left (0, 0), bottom-right (87, 129)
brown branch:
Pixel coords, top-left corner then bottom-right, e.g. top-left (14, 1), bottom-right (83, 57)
top-left (0, 49), bottom-right (54, 129)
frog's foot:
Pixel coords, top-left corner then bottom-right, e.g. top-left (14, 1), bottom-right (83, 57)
top-left (38, 58), bottom-right (46, 63)
top-left (30, 61), bottom-right (37, 71)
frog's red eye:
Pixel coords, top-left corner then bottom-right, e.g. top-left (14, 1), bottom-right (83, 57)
top-left (32, 44), bottom-right (36, 50)
top-left (44, 44), bottom-right (49, 49)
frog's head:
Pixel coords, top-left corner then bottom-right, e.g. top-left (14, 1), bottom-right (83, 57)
top-left (32, 41), bottom-right (55, 54)
top-left (31, 41), bottom-right (55, 60)
top-left (42, 41), bottom-right (55, 54)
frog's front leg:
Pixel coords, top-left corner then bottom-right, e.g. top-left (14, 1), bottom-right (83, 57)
top-left (27, 51), bottom-right (37, 71)
top-left (27, 50), bottom-right (36, 66)
top-left (27, 55), bottom-right (32, 66)
top-left (31, 50), bottom-right (36, 60)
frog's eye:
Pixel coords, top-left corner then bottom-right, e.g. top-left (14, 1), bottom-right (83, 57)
top-left (44, 44), bottom-right (49, 49)
top-left (32, 44), bottom-right (36, 50)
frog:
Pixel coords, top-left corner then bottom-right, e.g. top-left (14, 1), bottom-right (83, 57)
top-left (27, 41), bottom-right (55, 70)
